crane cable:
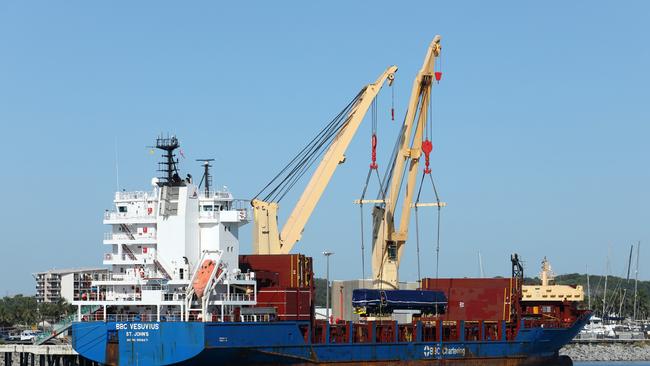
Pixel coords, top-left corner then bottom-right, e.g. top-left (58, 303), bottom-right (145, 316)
top-left (414, 83), bottom-right (443, 283)
top-left (414, 169), bottom-right (442, 282)
top-left (253, 89), bottom-right (365, 203)
top-left (358, 98), bottom-right (388, 281)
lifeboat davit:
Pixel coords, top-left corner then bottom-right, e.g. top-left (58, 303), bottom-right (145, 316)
top-left (193, 259), bottom-right (216, 298)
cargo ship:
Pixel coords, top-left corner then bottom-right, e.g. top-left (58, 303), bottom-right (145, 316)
top-left (71, 36), bottom-right (590, 366)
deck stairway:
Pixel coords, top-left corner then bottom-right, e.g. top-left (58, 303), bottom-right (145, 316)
top-left (119, 224), bottom-right (135, 240)
top-left (121, 244), bottom-right (137, 260)
top-left (33, 305), bottom-right (101, 345)
top-left (154, 259), bottom-right (172, 279)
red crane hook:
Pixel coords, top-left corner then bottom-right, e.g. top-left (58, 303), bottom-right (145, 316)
top-left (422, 139), bottom-right (433, 174)
top-left (370, 134), bottom-right (378, 170)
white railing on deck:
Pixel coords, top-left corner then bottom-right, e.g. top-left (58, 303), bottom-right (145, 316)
top-left (104, 212), bottom-right (157, 221)
top-left (80, 312), bottom-right (272, 323)
top-left (81, 312), bottom-right (185, 322)
top-left (232, 199), bottom-right (250, 210)
top-left (219, 293), bottom-right (255, 302)
top-left (199, 209), bottom-right (249, 221)
top-left (88, 273), bottom-right (141, 282)
top-left (201, 191), bottom-right (232, 200)
top-left (104, 253), bottom-right (148, 262)
top-left (115, 191), bottom-right (156, 201)
top-left (198, 211), bottom-right (220, 219)
top-left (104, 232), bottom-right (157, 240)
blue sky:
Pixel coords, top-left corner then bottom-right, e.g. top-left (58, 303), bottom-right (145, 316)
top-left (1, 1), bottom-right (649, 295)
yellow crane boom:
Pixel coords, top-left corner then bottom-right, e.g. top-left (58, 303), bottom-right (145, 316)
top-left (371, 35), bottom-right (442, 289)
top-left (252, 65), bottom-right (398, 255)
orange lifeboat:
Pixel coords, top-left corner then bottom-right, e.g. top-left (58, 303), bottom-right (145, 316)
top-left (193, 259), bottom-right (216, 298)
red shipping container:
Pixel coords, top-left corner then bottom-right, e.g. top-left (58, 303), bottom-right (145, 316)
top-left (421, 278), bottom-right (515, 321)
top-left (257, 288), bottom-right (312, 321)
top-left (240, 254), bottom-right (313, 289)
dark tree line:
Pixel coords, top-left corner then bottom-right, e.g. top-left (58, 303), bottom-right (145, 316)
top-left (0, 295), bottom-right (75, 327)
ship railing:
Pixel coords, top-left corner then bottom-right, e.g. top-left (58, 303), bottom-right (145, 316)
top-left (198, 209), bottom-right (249, 221)
top-left (198, 211), bottom-right (220, 219)
top-left (201, 191), bottom-right (232, 200)
top-left (104, 211), bottom-right (157, 221)
top-left (240, 314), bottom-right (273, 322)
top-left (84, 273), bottom-right (140, 282)
top-left (163, 293), bottom-right (186, 301)
top-left (238, 272), bottom-right (253, 281)
top-left (81, 312), bottom-right (186, 322)
top-left (115, 191), bottom-right (156, 201)
top-left (87, 314), bottom-right (155, 322)
top-left (76, 292), bottom-right (142, 302)
top-left (104, 232), bottom-right (157, 240)
top-left (523, 319), bottom-right (571, 329)
top-left (231, 199), bottom-right (250, 210)
top-left (104, 253), bottom-right (149, 262)
top-left (219, 293), bottom-right (255, 302)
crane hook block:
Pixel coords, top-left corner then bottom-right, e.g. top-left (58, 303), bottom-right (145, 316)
top-left (434, 71), bottom-right (442, 82)
top-left (370, 133), bottom-right (378, 170)
top-left (422, 139), bottom-right (433, 174)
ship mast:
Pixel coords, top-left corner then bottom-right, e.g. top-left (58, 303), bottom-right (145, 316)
top-left (155, 135), bottom-right (182, 186)
top-left (196, 159), bottom-right (215, 197)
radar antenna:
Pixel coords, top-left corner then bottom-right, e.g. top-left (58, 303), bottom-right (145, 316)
top-left (196, 159), bottom-right (215, 197)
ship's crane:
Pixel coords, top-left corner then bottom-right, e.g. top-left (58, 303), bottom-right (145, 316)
top-left (251, 66), bottom-right (398, 255)
top-left (369, 36), bottom-right (443, 289)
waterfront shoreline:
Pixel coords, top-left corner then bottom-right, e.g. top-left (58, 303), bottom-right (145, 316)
top-left (562, 341), bottom-right (650, 362)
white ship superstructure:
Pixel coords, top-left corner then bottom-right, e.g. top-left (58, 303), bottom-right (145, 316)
top-left (74, 136), bottom-right (257, 322)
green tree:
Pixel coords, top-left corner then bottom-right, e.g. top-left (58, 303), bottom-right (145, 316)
top-left (0, 295), bottom-right (38, 326)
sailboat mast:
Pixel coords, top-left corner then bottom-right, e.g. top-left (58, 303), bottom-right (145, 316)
top-left (627, 244), bottom-right (633, 280)
top-left (633, 241), bottom-right (641, 320)
top-left (603, 252), bottom-right (609, 322)
top-left (586, 264), bottom-right (591, 310)
top-left (620, 244), bottom-right (634, 317)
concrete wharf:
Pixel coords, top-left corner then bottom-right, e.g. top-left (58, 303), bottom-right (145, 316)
top-left (0, 345), bottom-right (97, 366)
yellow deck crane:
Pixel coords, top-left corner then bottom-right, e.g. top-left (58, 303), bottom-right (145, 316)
top-left (251, 65), bottom-right (398, 255)
top-left (368, 36), bottom-right (444, 289)
top-left (252, 36), bottom-right (445, 291)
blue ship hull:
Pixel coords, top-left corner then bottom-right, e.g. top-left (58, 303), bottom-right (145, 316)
top-left (72, 314), bottom-right (589, 366)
